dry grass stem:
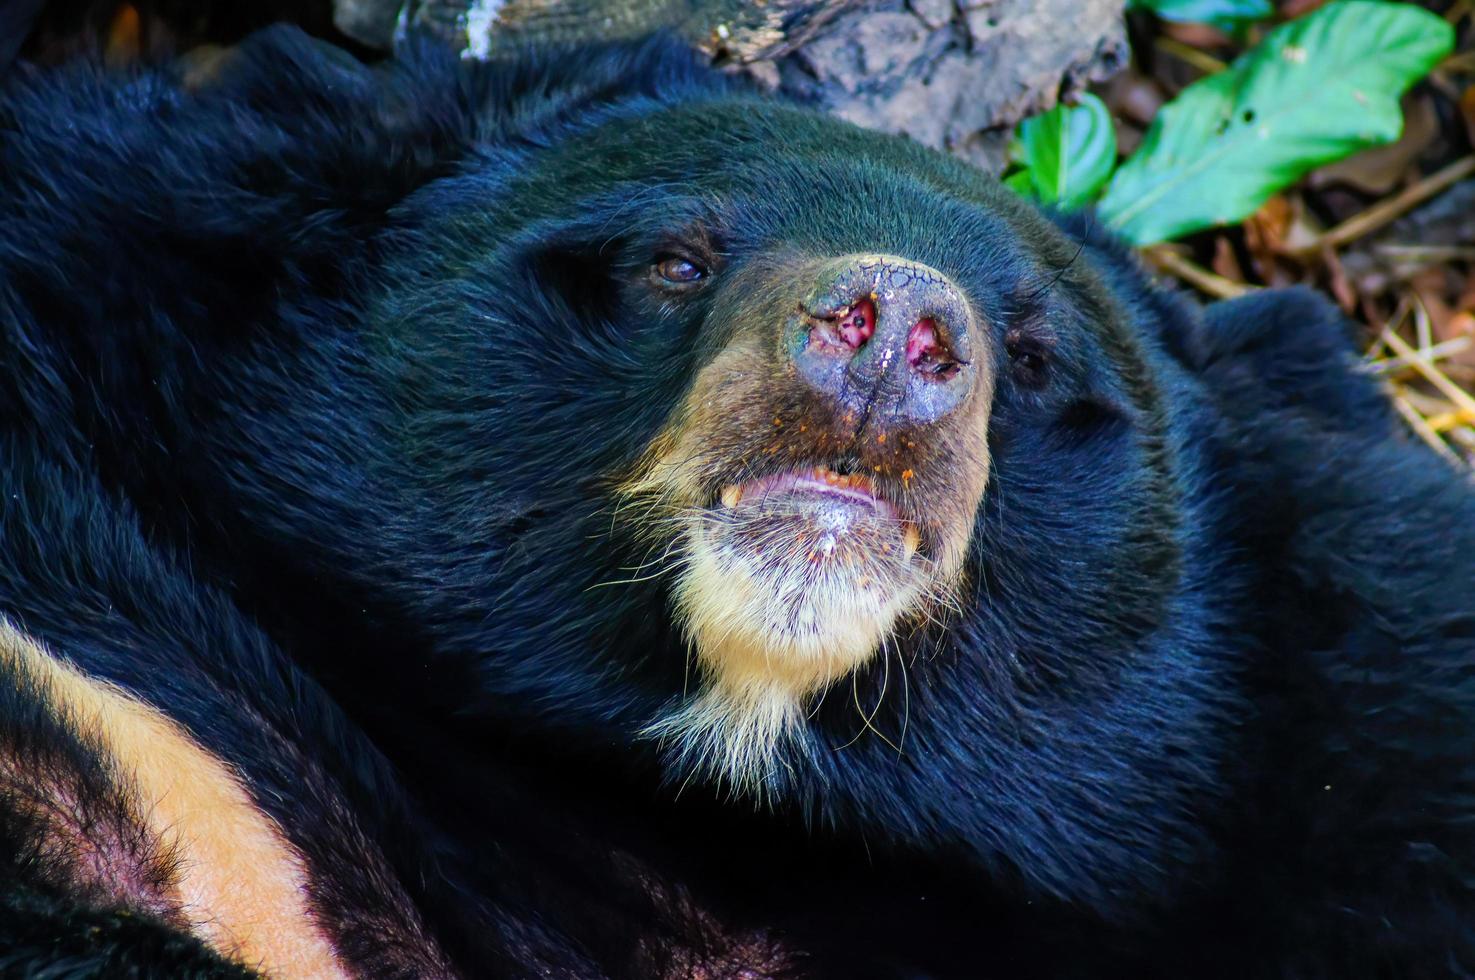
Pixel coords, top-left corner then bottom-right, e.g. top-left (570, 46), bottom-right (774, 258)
top-left (1299, 155), bottom-right (1475, 255)
top-left (1145, 247), bottom-right (1255, 299)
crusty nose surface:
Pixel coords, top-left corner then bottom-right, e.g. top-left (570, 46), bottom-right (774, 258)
top-left (787, 254), bottom-right (978, 427)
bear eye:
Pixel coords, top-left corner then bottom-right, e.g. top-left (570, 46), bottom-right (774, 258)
top-left (653, 256), bottom-right (707, 287)
top-left (1005, 328), bottom-right (1051, 387)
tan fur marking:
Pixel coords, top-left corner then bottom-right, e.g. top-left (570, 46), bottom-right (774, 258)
top-left (0, 624), bottom-right (350, 979)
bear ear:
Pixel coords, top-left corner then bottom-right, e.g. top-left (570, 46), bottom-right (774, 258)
top-left (1192, 288), bottom-right (1396, 435)
top-left (1190, 288), bottom-right (1357, 372)
top-left (189, 25), bottom-right (383, 111)
top-left (461, 32), bottom-right (736, 141)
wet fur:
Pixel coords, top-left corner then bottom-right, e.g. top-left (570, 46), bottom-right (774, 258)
top-left (0, 27), bottom-right (1471, 978)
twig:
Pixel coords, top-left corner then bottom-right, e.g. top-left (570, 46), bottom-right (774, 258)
top-left (1426, 408), bottom-right (1475, 433)
top-left (1367, 335), bottom-right (1474, 374)
top-left (1401, 387), bottom-right (1457, 417)
top-left (1448, 427), bottom-right (1475, 457)
top-left (1390, 392), bottom-right (1461, 462)
top-left (1296, 155), bottom-right (1475, 255)
top-left (1381, 328), bottom-right (1475, 422)
top-left (1440, 51), bottom-right (1475, 75)
top-left (1373, 244), bottom-right (1475, 264)
top-left (1414, 296), bottom-right (1434, 353)
top-left (1364, 297), bottom-right (1413, 362)
top-left (1143, 247), bottom-right (1254, 300)
top-left (1153, 37), bottom-right (1227, 77)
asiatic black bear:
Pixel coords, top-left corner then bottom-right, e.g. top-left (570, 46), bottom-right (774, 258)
top-left (0, 26), bottom-right (1471, 979)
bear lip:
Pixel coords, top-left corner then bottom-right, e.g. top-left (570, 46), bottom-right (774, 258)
top-left (714, 467), bottom-right (921, 561)
top-left (717, 467), bottom-right (898, 519)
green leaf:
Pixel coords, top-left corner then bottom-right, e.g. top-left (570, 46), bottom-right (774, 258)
top-left (1128, 0), bottom-right (1272, 30)
top-left (1003, 169), bottom-right (1035, 195)
top-left (1098, 1), bottom-right (1454, 244)
top-left (1005, 94), bottom-right (1118, 210)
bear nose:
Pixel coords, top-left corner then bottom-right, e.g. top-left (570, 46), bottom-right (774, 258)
top-left (787, 255), bottom-right (978, 427)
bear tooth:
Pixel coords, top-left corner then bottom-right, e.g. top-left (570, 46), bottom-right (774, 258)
top-left (720, 485), bottom-right (744, 508)
top-left (902, 523), bottom-right (921, 560)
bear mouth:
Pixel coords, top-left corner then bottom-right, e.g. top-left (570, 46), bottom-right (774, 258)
top-left (709, 466), bottom-right (923, 567)
top-left (657, 460), bottom-right (939, 725)
top-left (686, 462), bottom-right (936, 665)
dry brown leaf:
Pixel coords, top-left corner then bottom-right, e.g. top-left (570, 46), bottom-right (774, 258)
top-left (1410, 267), bottom-right (1464, 342)
top-left (1280, 193), bottom-right (1323, 253)
top-left (1310, 94), bottom-right (1438, 196)
top-left (1210, 236), bottom-right (1246, 284)
top-left (1244, 196), bottom-right (1299, 285)
top-left (1322, 247), bottom-right (1357, 314)
top-left (1278, 0), bottom-right (1333, 18)
top-left (105, 4), bottom-right (141, 67)
top-left (1456, 272), bottom-right (1475, 315)
top-left (1158, 21), bottom-right (1231, 51)
top-left (1100, 69), bottom-right (1164, 127)
top-left (1248, 195), bottom-right (1291, 244)
top-left (1461, 86), bottom-right (1475, 148)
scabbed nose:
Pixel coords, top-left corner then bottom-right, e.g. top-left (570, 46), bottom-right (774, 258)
top-left (787, 255), bottom-right (978, 427)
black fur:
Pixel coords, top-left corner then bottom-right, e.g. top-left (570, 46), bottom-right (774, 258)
top-left (0, 27), bottom-right (1471, 977)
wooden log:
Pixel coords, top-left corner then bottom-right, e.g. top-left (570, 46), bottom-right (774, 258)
top-left (337, 0), bottom-right (1128, 170)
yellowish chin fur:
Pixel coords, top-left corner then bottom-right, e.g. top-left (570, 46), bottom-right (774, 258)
top-left (643, 514), bottom-right (930, 794)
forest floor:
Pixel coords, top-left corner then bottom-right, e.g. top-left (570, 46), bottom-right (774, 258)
top-left (1112, 1), bottom-right (1475, 465)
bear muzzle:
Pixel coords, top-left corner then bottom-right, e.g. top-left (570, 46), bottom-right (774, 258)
top-left (786, 254), bottom-right (979, 429)
top-left (619, 249), bottom-right (994, 744)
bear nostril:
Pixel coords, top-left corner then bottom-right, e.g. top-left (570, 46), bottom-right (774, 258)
top-left (808, 297), bottom-right (876, 352)
top-left (835, 298), bottom-right (876, 350)
top-left (906, 318), bottom-right (960, 380)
